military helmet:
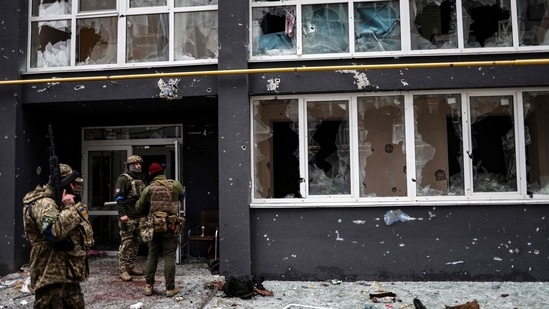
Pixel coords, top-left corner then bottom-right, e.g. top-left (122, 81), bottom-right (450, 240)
top-left (126, 155), bottom-right (143, 164)
top-left (59, 163), bottom-right (82, 186)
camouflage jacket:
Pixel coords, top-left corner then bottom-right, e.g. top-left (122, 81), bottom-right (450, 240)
top-left (114, 172), bottom-right (146, 218)
top-left (22, 185), bottom-right (92, 291)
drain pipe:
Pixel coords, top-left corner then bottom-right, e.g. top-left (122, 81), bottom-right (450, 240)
top-left (0, 58), bottom-right (548, 86)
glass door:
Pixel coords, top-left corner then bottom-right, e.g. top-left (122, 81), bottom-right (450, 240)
top-left (83, 146), bottom-right (131, 252)
top-left (82, 125), bottom-right (183, 256)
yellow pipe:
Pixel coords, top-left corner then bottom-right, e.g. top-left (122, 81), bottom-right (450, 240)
top-left (1, 58), bottom-right (549, 86)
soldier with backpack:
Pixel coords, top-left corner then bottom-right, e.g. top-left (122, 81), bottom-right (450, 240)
top-left (136, 162), bottom-right (185, 297)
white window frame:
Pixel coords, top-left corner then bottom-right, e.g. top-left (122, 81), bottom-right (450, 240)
top-left (27, 0), bottom-right (218, 73)
top-left (249, 0), bottom-right (549, 62)
top-left (250, 88), bottom-right (549, 208)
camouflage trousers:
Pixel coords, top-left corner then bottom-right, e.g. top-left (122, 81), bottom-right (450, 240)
top-left (34, 282), bottom-right (84, 309)
top-left (118, 217), bottom-right (143, 273)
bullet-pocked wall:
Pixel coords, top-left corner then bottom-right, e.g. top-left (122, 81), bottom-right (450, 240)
top-left (2, 0), bottom-right (549, 282)
top-left (250, 206), bottom-right (549, 281)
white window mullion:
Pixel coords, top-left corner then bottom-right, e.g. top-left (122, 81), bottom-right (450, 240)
top-left (299, 97), bottom-right (308, 197)
top-left (118, 0), bottom-right (128, 64)
top-left (70, 0), bottom-right (77, 67)
top-left (349, 96), bottom-right (359, 198)
top-left (296, 3), bottom-right (303, 56)
top-left (461, 93), bottom-right (473, 197)
top-left (456, 0), bottom-right (465, 50)
top-left (404, 93), bottom-right (417, 200)
top-left (514, 92), bottom-right (528, 196)
top-left (348, 0), bottom-right (355, 54)
top-left (510, 0), bottom-right (519, 48)
top-left (399, 0), bottom-right (411, 52)
top-left (168, 0), bottom-right (175, 61)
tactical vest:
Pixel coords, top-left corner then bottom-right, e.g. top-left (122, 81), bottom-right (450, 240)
top-left (123, 173), bottom-right (146, 198)
top-left (149, 179), bottom-right (178, 215)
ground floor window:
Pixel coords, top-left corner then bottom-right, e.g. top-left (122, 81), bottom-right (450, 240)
top-left (252, 89), bottom-right (549, 205)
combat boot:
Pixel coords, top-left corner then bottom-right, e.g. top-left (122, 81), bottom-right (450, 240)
top-left (128, 268), bottom-right (144, 276)
top-left (166, 287), bottom-right (180, 297)
top-left (119, 271), bottom-right (132, 281)
top-left (145, 283), bottom-right (154, 296)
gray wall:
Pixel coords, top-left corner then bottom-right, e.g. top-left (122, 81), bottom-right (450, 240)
top-left (251, 206), bottom-right (549, 281)
top-left (217, 0), bottom-right (253, 277)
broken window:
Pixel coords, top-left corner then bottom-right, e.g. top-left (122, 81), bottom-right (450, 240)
top-left (410, 0), bottom-right (458, 50)
top-left (523, 91), bottom-right (549, 194)
top-left (357, 96), bottom-right (407, 197)
top-left (30, 0), bottom-right (217, 69)
top-left (175, 11), bottom-right (218, 60)
top-left (469, 95), bottom-right (517, 192)
top-left (251, 6), bottom-right (297, 56)
top-left (79, 0), bottom-right (116, 11)
top-left (463, 0), bottom-right (512, 47)
top-left (176, 0), bottom-right (218, 6)
top-left (518, 0), bottom-right (549, 45)
top-left (126, 14), bottom-right (169, 62)
top-left (253, 99), bottom-right (301, 199)
top-left (252, 91), bottom-right (549, 203)
top-left (355, 1), bottom-right (401, 52)
top-left (76, 17), bottom-right (117, 65)
top-left (130, 0), bottom-right (167, 8)
top-left (302, 4), bottom-right (349, 54)
top-left (307, 100), bottom-right (350, 195)
top-left (413, 94), bottom-right (464, 196)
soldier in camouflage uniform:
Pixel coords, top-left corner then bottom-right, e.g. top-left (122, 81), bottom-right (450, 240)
top-left (22, 164), bottom-right (94, 309)
top-left (136, 163), bottom-right (185, 297)
top-left (114, 155), bottom-right (147, 281)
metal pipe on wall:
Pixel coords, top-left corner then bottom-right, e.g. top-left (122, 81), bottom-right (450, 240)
top-left (1, 58), bottom-right (548, 86)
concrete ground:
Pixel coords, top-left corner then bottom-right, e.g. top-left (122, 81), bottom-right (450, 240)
top-left (1, 255), bottom-right (548, 309)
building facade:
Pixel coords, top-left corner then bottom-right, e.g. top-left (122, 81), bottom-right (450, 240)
top-left (0, 0), bottom-right (548, 281)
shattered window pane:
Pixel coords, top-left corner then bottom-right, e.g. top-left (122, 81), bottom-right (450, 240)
top-left (77, 17), bottom-right (117, 65)
top-left (130, 0), bottom-right (166, 8)
top-left (79, 0), bottom-right (116, 11)
top-left (357, 96), bottom-right (407, 197)
top-left (176, 0), bottom-right (218, 6)
top-left (517, 0), bottom-right (549, 46)
top-left (308, 101), bottom-right (350, 195)
top-left (126, 14), bottom-right (169, 62)
top-left (413, 94), bottom-right (464, 196)
top-left (174, 11), bottom-right (218, 60)
top-left (251, 6), bottom-right (297, 56)
top-left (469, 96), bottom-right (517, 192)
top-left (253, 99), bottom-right (300, 199)
top-left (33, 0), bottom-right (72, 17)
top-left (31, 20), bottom-right (72, 68)
top-left (355, 1), bottom-right (401, 52)
top-left (462, 0), bottom-right (512, 47)
top-left (523, 91), bottom-right (549, 194)
top-left (410, 0), bottom-right (457, 50)
top-left (302, 3), bottom-right (349, 54)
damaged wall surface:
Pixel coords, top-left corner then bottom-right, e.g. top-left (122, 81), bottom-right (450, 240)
top-left (1, 0), bottom-right (549, 283)
top-left (251, 206), bottom-right (549, 281)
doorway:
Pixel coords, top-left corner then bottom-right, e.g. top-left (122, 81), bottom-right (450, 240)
top-left (81, 125), bottom-right (184, 261)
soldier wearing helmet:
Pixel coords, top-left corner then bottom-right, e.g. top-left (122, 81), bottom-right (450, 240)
top-left (22, 163), bottom-right (93, 308)
top-left (113, 155), bottom-right (147, 281)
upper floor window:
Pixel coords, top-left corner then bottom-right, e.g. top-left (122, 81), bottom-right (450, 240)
top-left (29, 0), bottom-right (218, 71)
top-left (250, 0), bottom-right (549, 60)
top-left (252, 90), bottom-right (549, 206)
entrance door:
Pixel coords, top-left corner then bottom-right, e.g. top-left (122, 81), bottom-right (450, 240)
top-left (82, 125), bottom-right (183, 260)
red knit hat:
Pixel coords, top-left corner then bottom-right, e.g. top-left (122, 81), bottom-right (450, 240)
top-left (148, 163), bottom-right (164, 175)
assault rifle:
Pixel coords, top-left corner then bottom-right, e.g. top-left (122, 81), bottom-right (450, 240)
top-left (47, 124), bottom-right (63, 205)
